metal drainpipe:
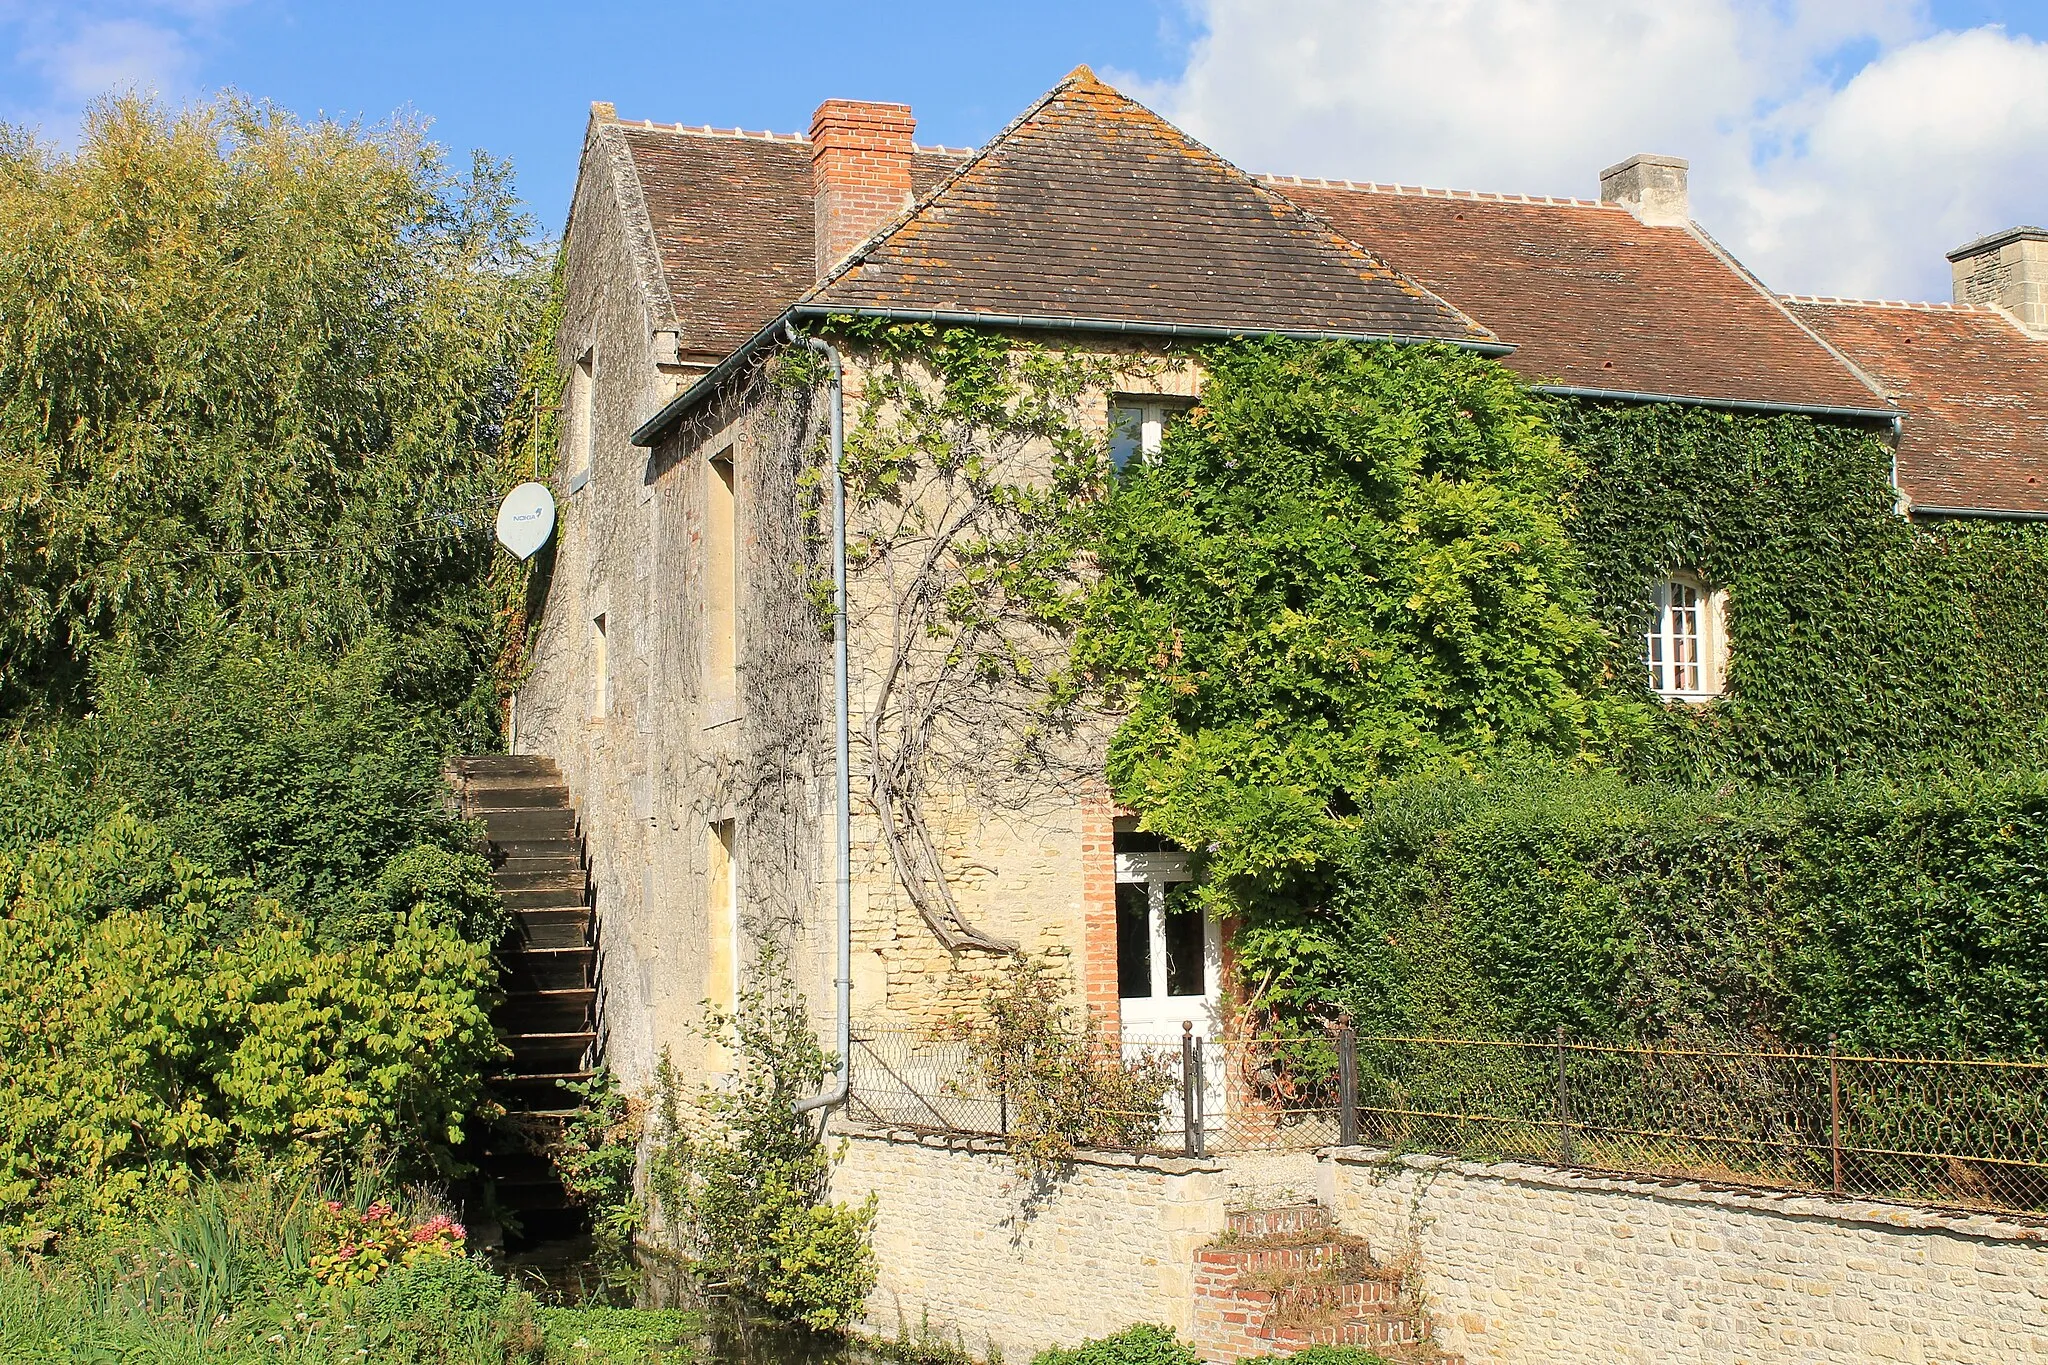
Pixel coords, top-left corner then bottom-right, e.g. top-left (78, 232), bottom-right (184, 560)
top-left (789, 324), bottom-right (852, 1115)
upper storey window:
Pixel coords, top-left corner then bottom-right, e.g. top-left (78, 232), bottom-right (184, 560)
top-left (1647, 573), bottom-right (1728, 702)
top-left (1109, 397), bottom-right (1191, 472)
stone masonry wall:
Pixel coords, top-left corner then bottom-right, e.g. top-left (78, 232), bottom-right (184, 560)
top-left (829, 1126), bottom-right (1230, 1362)
top-left (825, 1130), bottom-right (2048, 1365)
top-left (1323, 1148), bottom-right (2048, 1364)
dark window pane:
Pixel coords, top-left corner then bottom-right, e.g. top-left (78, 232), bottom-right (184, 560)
top-left (1109, 406), bottom-right (1143, 472)
top-left (1164, 906), bottom-right (1205, 997)
top-left (1116, 882), bottom-right (1151, 999)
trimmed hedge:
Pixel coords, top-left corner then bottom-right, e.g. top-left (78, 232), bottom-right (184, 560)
top-left (1315, 761), bottom-right (2048, 1054)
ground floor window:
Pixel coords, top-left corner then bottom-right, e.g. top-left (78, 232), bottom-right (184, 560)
top-left (1114, 838), bottom-right (1219, 1038)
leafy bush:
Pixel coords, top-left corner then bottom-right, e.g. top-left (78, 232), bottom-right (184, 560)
top-left (1079, 336), bottom-right (1641, 920)
top-left (0, 813), bottom-right (499, 1239)
top-left (1030, 1324), bottom-right (1203, 1365)
top-left (644, 962), bottom-right (877, 1332)
top-left (942, 957), bottom-right (1175, 1168)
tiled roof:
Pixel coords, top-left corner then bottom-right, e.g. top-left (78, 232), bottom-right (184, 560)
top-left (1784, 298), bottom-right (2048, 516)
top-left (806, 70), bottom-right (1494, 346)
top-left (1269, 179), bottom-right (1890, 414)
top-left (603, 123), bottom-right (961, 362)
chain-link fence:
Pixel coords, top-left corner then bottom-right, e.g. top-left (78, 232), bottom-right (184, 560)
top-left (1355, 1033), bottom-right (2048, 1216)
top-left (844, 1022), bottom-right (2048, 1217)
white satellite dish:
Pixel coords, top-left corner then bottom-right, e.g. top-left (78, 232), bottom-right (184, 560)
top-left (495, 481), bottom-right (556, 561)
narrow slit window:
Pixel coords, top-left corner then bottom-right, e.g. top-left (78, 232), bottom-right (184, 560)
top-left (706, 449), bottom-right (737, 700)
top-left (706, 819), bottom-right (738, 1016)
top-left (591, 613), bottom-right (608, 719)
top-left (569, 348), bottom-right (595, 484)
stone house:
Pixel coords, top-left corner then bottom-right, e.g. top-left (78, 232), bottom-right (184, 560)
top-left (508, 67), bottom-right (2048, 1094)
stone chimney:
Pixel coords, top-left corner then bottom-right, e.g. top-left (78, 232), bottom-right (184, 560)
top-left (1948, 226), bottom-right (2048, 336)
top-left (810, 99), bottom-right (916, 278)
top-left (1600, 154), bottom-right (1690, 228)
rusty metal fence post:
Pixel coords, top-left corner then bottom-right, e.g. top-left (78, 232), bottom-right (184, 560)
top-left (1338, 1026), bottom-right (1360, 1147)
top-left (1182, 1020), bottom-right (1199, 1158)
top-left (1554, 1025), bottom-right (1574, 1167)
top-left (1829, 1033), bottom-right (1843, 1197)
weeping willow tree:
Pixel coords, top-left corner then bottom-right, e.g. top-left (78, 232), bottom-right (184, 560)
top-left (0, 94), bottom-right (544, 718)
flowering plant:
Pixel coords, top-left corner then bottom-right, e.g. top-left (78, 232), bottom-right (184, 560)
top-left (309, 1199), bottom-right (466, 1287)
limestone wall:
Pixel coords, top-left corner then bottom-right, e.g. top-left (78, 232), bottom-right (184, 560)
top-left (1324, 1148), bottom-right (2048, 1365)
top-left (829, 1126), bottom-right (1230, 1361)
top-left (824, 1129), bottom-right (2048, 1364)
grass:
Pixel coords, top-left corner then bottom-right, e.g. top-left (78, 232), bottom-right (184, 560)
top-left (0, 1172), bottom-right (703, 1364)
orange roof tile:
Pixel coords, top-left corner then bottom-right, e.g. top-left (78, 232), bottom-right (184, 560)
top-left (1273, 181), bottom-right (1889, 415)
top-left (805, 69), bottom-right (1493, 346)
top-left (1784, 299), bottom-right (2048, 516)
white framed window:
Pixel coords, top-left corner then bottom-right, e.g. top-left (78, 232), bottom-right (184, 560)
top-left (1109, 397), bottom-right (1191, 472)
top-left (1647, 572), bottom-right (1728, 701)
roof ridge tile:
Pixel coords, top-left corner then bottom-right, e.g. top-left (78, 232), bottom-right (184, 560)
top-left (1258, 173), bottom-right (1609, 210)
top-left (1783, 294), bottom-right (1998, 313)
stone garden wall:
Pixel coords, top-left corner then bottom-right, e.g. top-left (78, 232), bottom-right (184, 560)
top-left (831, 1124), bottom-right (2048, 1364)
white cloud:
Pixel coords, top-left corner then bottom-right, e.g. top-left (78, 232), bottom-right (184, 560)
top-left (0, 1), bottom-right (249, 138)
top-left (36, 17), bottom-right (195, 101)
top-left (1118, 0), bottom-right (2048, 300)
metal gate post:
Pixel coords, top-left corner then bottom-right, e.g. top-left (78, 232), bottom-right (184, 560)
top-left (1338, 1026), bottom-right (1360, 1147)
top-left (1829, 1033), bottom-right (1843, 1197)
top-left (1181, 1020), bottom-right (1198, 1157)
top-left (1555, 1025), bottom-right (1573, 1167)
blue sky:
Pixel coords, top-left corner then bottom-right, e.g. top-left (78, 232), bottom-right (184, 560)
top-left (4, 1), bottom-right (2047, 298)
top-left (0, 1), bottom-right (1198, 234)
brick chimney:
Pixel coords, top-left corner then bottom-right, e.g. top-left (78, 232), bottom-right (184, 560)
top-left (1948, 226), bottom-right (2048, 337)
top-left (809, 99), bottom-right (916, 278)
top-left (1600, 154), bottom-right (1690, 228)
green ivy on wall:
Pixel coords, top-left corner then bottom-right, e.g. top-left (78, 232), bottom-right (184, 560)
top-left (1561, 400), bottom-right (2048, 782)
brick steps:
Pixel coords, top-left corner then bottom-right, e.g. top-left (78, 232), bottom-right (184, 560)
top-left (448, 754), bottom-right (601, 1249)
top-left (1192, 1202), bottom-right (1461, 1365)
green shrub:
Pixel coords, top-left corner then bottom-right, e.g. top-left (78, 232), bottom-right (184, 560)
top-left (941, 956), bottom-right (1175, 1169)
top-left (1030, 1323), bottom-right (1203, 1365)
top-left (645, 960), bottom-right (876, 1333)
top-left (0, 813), bottom-right (499, 1239)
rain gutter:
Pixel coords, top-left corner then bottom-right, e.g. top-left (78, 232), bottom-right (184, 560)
top-left (1531, 383), bottom-right (1898, 423)
top-left (787, 325), bottom-right (853, 1117)
top-left (1909, 504), bottom-right (2048, 523)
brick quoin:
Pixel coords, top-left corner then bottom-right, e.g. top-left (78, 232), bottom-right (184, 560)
top-left (1078, 791), bottom-right (1120, 1043)
top-left (810, 99), bottom-right (915, 276)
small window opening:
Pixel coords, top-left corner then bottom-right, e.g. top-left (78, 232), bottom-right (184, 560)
top-left (1109, 397), bottom-right (1190, 472)
top-left (706, 448), bottom-right (737, 701)
top-left (590, 612), bottom-right (609, 719)
top-left (569, 348), bottom-right (595, 484)
top-left (706, 819), bottom-right (739, 1016)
